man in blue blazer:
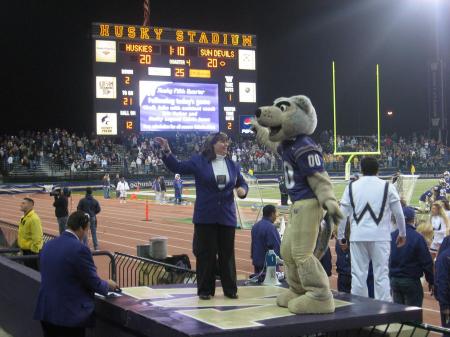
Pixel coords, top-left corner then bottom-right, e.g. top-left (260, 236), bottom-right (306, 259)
top-left (34, 211), bottom-right (118, 337)
top-left (156, 133), bottom-right (248, 300)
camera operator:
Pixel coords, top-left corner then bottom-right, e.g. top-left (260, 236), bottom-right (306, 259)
top-left (52, 188), bottom-right (69, 235)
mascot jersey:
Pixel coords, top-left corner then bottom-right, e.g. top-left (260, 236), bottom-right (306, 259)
top-left (278, 134), bottom-right (324, 202)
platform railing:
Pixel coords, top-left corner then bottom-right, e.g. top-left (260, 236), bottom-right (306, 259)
top-left (302, 321), bottom-right (450, 336)
top-left (0, 248), bottom-right (117, 282)
top-left (112, 252), bottom-right (196, 287)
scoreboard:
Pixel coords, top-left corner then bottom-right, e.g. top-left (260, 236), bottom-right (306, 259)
top-left (92, 23), bottom-right (257, 136)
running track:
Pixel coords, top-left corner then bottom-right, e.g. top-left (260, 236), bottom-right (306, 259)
top-left (0, 193), bottom-right (442, 327)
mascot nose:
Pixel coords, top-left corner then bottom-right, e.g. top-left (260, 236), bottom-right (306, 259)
top-left (255, 109), bottom-right (261, 118)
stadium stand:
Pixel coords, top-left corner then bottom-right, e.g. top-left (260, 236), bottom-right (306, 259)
top-left (0, 129), bottom-right (448, 180)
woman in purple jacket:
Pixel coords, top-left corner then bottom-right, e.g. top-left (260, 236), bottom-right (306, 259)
top-left (156, 132), bottom-right (248, 300)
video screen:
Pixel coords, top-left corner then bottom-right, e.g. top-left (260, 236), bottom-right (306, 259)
top-left (139, 81), bottom-right (219, 132)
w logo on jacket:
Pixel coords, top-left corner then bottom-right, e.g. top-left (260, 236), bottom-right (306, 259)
top-left (349, 181), bottom-right (389, 225)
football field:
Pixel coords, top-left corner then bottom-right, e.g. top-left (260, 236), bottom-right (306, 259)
top-left (246, 177), bottom-right (437, 207)
top-left (79, 177), bottom-right (438, 208)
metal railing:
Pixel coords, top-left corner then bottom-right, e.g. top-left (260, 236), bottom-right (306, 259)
top-left (1, 249), bottom-right (117, 282)
top-left (112, 252), bottom-right (196, 288)
top-left (301, 322), bottom-right (450, 336)
top-left (0, 221), bottom-right (196, 287)
top-left (0, 220), bottom-right (56, 249)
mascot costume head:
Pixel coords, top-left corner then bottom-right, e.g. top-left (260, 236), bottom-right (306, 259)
top-left (252, 95), bottom-right (343, 314)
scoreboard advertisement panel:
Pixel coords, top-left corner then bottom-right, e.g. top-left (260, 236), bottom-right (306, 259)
top-left (92, 23), bottom-right (257, 135)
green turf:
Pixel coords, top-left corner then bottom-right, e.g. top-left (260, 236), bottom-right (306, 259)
top-left (243, 178), bottom-right (437, 207)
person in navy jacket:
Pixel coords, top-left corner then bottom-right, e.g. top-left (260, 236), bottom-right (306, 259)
top-left (436, 239), bottom-right (450, 336)
top-left (34, 211), bottom-right (118, 337)
top-left (156, 133), bottom-right (248, 300)
top-left (173, 173), bottom-right (183, 204)
top-left (251, 204), bottom-right (281, 274)
top-left (390, 206), bottom-right (434, 307)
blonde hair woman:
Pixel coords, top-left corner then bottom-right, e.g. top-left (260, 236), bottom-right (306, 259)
top-left (429, 202), bottom-right (450, 253)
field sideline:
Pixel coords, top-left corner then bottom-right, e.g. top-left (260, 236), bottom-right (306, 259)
top-left (77, 177), bottom-right (438, 208)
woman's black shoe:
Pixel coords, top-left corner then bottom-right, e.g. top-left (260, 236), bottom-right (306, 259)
top-left (199, 294), bottom-right (211, 300)
top-left (225, 293), bottom-right (238, 299)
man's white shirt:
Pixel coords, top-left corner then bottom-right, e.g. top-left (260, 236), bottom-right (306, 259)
top-left (338, 176), bottom-right (406, 242)
top-left (116, 181), bottom-right (130, 192)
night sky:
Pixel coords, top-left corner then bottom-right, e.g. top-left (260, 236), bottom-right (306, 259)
top-left (3, 0), bottom-right (449, 136)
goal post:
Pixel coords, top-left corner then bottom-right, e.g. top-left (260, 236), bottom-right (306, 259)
top-left (392, 174), bottom-right (420, 206)
top-left (332, 61), bottom-right (381, 180)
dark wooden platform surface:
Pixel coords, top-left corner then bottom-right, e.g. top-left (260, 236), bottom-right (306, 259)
top-left (94, 283), bottom-right (422, 337)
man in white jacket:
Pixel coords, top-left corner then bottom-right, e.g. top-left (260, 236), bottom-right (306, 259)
top-left (116, 177), bottom-right (130, 204)
top-left (337, 157), bottom-right (406, 302)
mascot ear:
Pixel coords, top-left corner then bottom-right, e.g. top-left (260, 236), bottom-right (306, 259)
top-left (291, 95), bottom-right (312, 114)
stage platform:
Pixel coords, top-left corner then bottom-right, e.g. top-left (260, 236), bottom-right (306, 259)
top-left (93, 282), bottom-right (422, 337)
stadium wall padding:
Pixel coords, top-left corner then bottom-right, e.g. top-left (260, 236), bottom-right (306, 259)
top-left (0, 170), bottom-right (442, 194)
top-left (0, 255), bottom-right (146, 337)
top-left (0, 178), bottom-right (193, 195)
top-left (0, 255), bottom-right (43, 337)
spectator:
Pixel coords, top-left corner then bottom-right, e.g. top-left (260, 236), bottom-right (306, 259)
top-left (77, 187), bottom-right (101, 250)
top-left (443, 199), bottom-right (450, 219)
top-left (156, 133), bottom-right (248, 300)
top-left (160, 176), bottom-right (167, 202)
top-left (18, 197), bottom-right (43, 270)
top-left (53, 188), bottom-right (69, 234)
top-left (335, 221), bottom-right (375, 297)
top-left (113, 174), bottom-right (120, 199)
top-left (102, 173), bottom-right (110, 199)
top-left (34, 211), bottom-right (119, 337)
top-left (390, 207), bottom-right (434, 307)
top-left (320, 248), bottom-right (332, 277)
top-left (116, 176), bottom-right (130, 204)
top-left (152, 176), bottom-right (161, 203)
top-left (173, 173), bottom-right (183, 205)
top-left (430, 202), bottom-right (450, 254)
top-left (435, 241), bottom-right (450, 336)
top-left (251, 204), bottom-right (281, 274)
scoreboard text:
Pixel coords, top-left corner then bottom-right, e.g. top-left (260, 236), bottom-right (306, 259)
top-left (93, 23), bottom-right (257, 135)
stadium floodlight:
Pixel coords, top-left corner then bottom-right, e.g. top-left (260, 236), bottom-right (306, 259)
top-left (332, 61), bottom-right (381, 179)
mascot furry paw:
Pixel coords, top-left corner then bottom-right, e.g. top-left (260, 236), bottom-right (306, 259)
top-left (252, 95), bottom-right (343, 314)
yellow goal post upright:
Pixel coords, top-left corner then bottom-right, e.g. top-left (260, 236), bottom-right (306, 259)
top-left (332, 61), bottom-right (381, 180)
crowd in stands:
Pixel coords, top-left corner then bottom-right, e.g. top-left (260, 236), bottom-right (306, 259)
top-left (320, 130), bottom-right (448, 173)
top-left (0, 129), bottom-right (448, 176)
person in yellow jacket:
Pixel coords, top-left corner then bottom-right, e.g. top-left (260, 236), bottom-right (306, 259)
top-left (18, 197), bottom-right (43, 270)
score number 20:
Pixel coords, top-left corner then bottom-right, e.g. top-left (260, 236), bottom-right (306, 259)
top-left (139, 54), bottom-right (151, 64)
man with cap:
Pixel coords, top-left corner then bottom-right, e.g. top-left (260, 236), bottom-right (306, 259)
top-left (389, 206), bottom-right (434, 307)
